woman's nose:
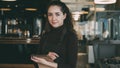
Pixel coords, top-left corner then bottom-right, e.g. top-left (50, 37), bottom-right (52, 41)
top-left (52, 15), bottom-right (56, 20)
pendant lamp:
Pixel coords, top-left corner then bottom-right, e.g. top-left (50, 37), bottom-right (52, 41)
top-left (94, 0), bottom-right (116, 4)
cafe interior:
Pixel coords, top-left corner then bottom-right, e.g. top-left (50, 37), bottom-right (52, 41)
top-left (0, 0), bottom-right (120, 68)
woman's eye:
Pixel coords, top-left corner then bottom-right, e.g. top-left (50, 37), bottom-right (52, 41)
top-left (56, 13), bottom-right (60, 16)
top-left (48, 13), bottom-right (52, 16)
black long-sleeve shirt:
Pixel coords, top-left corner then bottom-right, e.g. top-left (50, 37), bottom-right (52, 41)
top-left (38, 26), bottom-right (78, 68)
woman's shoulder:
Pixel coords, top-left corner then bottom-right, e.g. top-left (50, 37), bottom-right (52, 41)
top-left (66, 30), bottom-right (78, 39)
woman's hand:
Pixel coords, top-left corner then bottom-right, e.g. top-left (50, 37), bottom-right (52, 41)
top-left (31, 56), bottom-right (48, 65)
top-left (31, 55), bottom-right (58, 68)
top-left (47, 52), bottom-right (59, 61)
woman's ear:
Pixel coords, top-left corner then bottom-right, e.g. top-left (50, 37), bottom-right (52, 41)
top-left (63, 13), bottom-right (67, 20)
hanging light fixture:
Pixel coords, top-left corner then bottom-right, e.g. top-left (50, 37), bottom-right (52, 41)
top-left (0, 8), bottom-right (11, 11)
top-left (25, 8), bottom-right (37, 11)
top-left (1, 0), bottom-right (16, 1)
top-left (94, 0), bottom-right (116, 4)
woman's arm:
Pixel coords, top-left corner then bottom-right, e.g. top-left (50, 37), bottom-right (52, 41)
top-left (31, 55), bottom-right (58, 68)
top-left (44, 60), bottom-right (58, 68)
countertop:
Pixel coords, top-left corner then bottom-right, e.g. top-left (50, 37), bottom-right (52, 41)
top-left (0, 37), bottom-right (40, 44)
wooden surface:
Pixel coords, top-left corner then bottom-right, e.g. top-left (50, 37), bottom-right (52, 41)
top-left (0, 64), bottom-right (35, 68)
top-left (0, 37), bottom-right (40, 44)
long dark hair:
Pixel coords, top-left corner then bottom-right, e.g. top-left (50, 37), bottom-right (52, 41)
top-left (44, 1), bottom-right (75, 33)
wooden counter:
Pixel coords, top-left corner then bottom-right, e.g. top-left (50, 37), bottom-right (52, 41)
top-left (0, 37), bottom-right (40, 44)
top-left (0, 64), bottom-right (35, 68)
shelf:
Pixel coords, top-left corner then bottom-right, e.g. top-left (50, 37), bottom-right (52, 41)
top-left (64, 2), bottom-right (94, 5)
top-left (89, 40), bottom-right (120, 45)
top-left (96, 10), bottom-right (120, 12)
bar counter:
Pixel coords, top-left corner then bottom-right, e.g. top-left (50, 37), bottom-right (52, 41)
top-left (0, 64), bottom-right (35, 68)
top-left (1, 38), bottom-right (120, 45)
top-left (0, 37), bottom-right (40, 64)
top-left (0, 37), bottom-right (40, 44)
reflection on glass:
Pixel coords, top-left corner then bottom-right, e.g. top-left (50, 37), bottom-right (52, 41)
top-left (33, 18), bottom-right (42, 38)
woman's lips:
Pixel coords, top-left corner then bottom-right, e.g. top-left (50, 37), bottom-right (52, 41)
top-left (52, 22), bottom-right (57, 24)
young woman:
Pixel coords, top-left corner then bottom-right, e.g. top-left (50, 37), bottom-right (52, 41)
top-left (31, 1), bottom-right (78, 68)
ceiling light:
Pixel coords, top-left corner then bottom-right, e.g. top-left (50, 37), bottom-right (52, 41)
top-left (2, 0), bottom-right (16, 1)
top-left (25, 8), bottom-right (37, 11)
top-left (0, 8), bottom-right (11, 11)
top-left (94, 0), bottom-right (116, 4)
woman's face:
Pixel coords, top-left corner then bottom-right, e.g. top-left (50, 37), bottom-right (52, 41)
top-left (47, 5), bottom-right (66, 28)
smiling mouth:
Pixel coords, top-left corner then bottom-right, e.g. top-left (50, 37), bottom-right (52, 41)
top-left (52, 22), bottom-right (57, 24)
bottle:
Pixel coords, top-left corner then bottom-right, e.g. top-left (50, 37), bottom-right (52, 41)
top-left (24, 30), bottom-right (30, 38)
top-left (26, 30), bottom-right (30, 38)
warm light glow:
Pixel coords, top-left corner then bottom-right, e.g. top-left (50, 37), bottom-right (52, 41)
top-left (2, 0), bottom-right (16, 1)
top-left (90, 7), bottom-right (105, 11)
top-left (25, 8), bottom-right (37, 11)
top-left (72, 11), bottom-right (88, 15)
top-left (0, 8), bottom-right (11, 11)
top-left (72, 14), bottom-right (80, 21)
top-left (72, 11), bottom-right (88, 21)
top-left (72, 11), bottom-right (80, 21)
top-left (94, 0), bottom-right (116, 4)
